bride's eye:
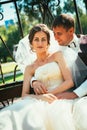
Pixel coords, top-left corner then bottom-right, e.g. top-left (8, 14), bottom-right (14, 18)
top-left (34, 38), bottom-right (39, 42)
top-left (41, 38), bottom-right (47, 42)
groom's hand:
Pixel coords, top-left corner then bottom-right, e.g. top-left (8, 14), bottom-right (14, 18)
top-left (32, 80), bottom-right (47, 95)
top-left (56, 92), bottom-right (78, 99)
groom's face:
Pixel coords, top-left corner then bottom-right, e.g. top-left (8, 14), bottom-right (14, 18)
top-left (53, 26), bottom-right (74, 46)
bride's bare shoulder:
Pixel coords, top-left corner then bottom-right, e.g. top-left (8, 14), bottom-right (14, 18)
top-left (24, 61), bottom-right (38, 75)
top-left (51, 51), bottom-right (63, 59)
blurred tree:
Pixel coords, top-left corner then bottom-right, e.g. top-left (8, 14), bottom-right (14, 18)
top-left (80, 14), bottom-right (87, 34)
top-left (75, 14), bottom-right (87, 34)
top-left (63, 0), bottom-right (83, 15)
top-left (17, 0), bottom-right (61, 27)
top-left (83, 0), bottom-right (87, 14)
top-left (0, 25), bottom-right (20, 62)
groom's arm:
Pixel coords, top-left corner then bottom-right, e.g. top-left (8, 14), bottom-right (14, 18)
top-left (56, 79), bottom-right (87, 99)
top-left (31, 77), bottom-right (87, 98)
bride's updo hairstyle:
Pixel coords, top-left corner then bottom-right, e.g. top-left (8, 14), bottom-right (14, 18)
top-left (28, 24), bottom-right (50, 50)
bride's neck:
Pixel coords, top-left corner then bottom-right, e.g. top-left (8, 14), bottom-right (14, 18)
top-left (37, 52), bottom-right (49, 62)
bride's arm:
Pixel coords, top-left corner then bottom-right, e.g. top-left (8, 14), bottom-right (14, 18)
top-left (22, 65), bottom-right (34, 97)
top-left (48, 52), bottom-right (74, 95)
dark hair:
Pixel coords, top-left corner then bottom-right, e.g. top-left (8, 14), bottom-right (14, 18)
top-left (52, 14), bottom-right (75, 30)
top-left (28, 24), bottom-right (50, 45)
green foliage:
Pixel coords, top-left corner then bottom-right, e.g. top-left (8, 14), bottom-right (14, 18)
top-left (63, 1), bottom-right (75, 13)
top-left (20, 13), bottom-right (39, 35)
top-left (75, 14), bottom-right (87, 34)
top-left (17, 0), bottom-right (62, 27)
top-left (80, 14), bottom-right (87, 34)
top-left (0, 25), bottom-right (20, 62)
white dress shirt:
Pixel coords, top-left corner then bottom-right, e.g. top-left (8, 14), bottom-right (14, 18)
top-left (74, 80), bottom-right (87, 97)
top-left (68, 34), bottom-right (80, 52)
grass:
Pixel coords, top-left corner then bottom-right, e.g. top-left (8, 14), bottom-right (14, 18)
top-left (0, 62), bottom-right (23, 84)
top-left (0, 73), bottom-right (23, 84)
top-left (1, 62), bottom-right (19, 74)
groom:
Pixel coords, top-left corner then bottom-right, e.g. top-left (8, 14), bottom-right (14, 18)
top-left (49, 14), bottom-right (87, 130)
top-left (31, 13), bottom-right (87, 99)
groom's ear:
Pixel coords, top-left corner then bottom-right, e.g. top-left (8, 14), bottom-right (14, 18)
top-left (68, 27), bottom-right (74, 34)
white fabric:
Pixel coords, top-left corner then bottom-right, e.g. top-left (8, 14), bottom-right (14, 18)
top-left (30, 77), bottom-right (38, 88)
top-left (34, 62), bottom-right (63, 91)
top-left (0, 62), bottom-right (87, 130)
top-left (15, 35), bottom-right (37, 73)
top-left (73, 96), bottom-right (87, 130)
top-left (58, 46), bottom-right (78, 69)
top-left (0, 63), bottom-right (74, 130)
top-left (0, 98), bottom-right (75, 130)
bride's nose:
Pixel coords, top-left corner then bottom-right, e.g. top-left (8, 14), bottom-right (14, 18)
top-left (37, 40), bottom-right (43, 44)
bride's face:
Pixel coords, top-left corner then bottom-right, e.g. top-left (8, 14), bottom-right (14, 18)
top-left (32, 31), bottom-right (49, 53)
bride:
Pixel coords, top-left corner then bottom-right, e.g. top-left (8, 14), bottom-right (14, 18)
top-left (0, 24), bottom-right (86, 130)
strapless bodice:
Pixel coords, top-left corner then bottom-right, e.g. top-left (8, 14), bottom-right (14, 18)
top-left (34, 62), bottom-right (63, 90)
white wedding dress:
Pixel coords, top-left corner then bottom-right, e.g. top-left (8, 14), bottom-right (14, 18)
top-left (0, 62), bottom-right (87, 130)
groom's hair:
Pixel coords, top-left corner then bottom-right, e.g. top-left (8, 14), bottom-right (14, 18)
top-left (52, 13), bottom-right (75, 31)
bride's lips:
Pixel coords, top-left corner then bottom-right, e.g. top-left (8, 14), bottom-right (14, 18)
top-left (37, 46), bottom-right (43, 48)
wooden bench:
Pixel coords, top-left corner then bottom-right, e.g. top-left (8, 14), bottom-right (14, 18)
top-left (0, 80), bottom-right (35, 109)
top-left (0, 81), bottom-right (23, 108)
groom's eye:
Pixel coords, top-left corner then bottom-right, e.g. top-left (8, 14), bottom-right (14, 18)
top-left (57, 32), bottom-right (62, 36)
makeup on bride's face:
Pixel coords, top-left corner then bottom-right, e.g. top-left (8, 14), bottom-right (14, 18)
top-left (32, 31), bottom-right (48, 52)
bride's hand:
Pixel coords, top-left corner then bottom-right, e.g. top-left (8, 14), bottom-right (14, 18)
top-left (39, 93), bottom-right (57, 103)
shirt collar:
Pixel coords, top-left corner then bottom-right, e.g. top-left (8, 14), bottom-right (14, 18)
top-left (69, 34), bottom-right (80, 46)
